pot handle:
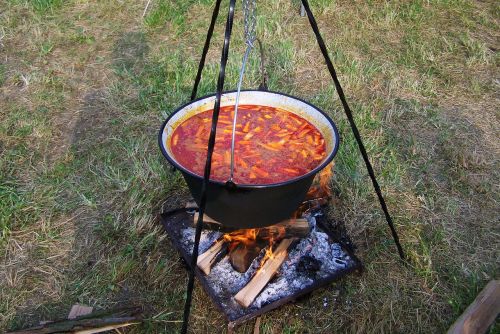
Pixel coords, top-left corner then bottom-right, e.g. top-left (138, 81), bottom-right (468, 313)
top-left (229, 1), bottom-right (268, 185)
top-left (227, 37), bottom-right (268, 186)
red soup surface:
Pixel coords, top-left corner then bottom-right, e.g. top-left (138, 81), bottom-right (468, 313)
top-left (170, 105), bottom-right (327, 184)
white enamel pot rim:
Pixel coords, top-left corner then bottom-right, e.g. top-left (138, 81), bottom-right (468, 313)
top-left (158, 90), bottom-right (340, 188)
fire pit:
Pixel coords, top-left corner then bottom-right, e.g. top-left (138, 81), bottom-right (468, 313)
top-left (160, 199), bottom-right (361, 327)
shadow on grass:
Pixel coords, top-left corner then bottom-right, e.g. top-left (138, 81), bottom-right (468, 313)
top-left (6, 29), bottom-right (193, 333)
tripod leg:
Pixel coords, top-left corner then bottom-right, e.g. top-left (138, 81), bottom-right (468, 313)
top-left (300, 0), bottom-right (405, 261)
top-left (181, 1), bottom-right (237, 333)
top-left (191, 0), bottom-right (223, 101)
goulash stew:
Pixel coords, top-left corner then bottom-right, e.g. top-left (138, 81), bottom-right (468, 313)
top-left (170, 105), bottom-right (326, 184)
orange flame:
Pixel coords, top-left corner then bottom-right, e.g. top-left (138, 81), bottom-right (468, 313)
top-left (220, 160), bottom-right (334, 271)
top-left (223, 225), bottom-right (288, 271)
top-left (255, 238), bottom-right (276, 274)
top-left (318, 161), bottom-right (334, 197)
top-left (224, 228), bottom-right (258, 251)
top-left (295, 161), bottom-right (335, 215)
top-left (224, 228), bottom-right (258, 244)
top-left (306, 161), bottom-right (334, 200)
top-left (223, 223), bottom-right (289, 249)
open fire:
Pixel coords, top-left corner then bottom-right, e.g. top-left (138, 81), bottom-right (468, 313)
top-left (191, 162), bottom-right (346, 308)
top-left (159, 162), bottom-right (360, 325)
top-left (196, 162), bottom-right (334, 275)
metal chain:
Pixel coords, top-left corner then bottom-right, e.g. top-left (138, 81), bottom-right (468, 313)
top-left (229, 0), bottom-right (257, 183)
top-left (243, 0), bottom-right (256, 46)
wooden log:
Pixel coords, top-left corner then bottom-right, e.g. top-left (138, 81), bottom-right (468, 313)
top-left (197, 239), bottom-right (228, 275)
top-left (447, 280), bottom-right (500, 334)
top-left (255, 219), bottom-right (309, 239)
top-left (193, 214), bottom-right (310, 237)
top-left (234, 238), bottom-right (296, 308)
top-left (229, 241), bottom-right (265, 273)
top-left (7, 307), bottom-right (142, 334)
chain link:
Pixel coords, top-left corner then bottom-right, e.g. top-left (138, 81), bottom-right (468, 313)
top-left (243, 0), bottom-right (257, 46)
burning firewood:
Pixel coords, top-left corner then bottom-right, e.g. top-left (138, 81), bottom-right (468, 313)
top-left (229, 241), bottom-right (265, 273)
top-left (234, 238), bottom-right (296, 308)
top-left (226, 219), bottom-right (309, 273)
top-left (194, 217), bottom-right (309, 274)
top-left (224, 219), bottom-right (309, 241)
top-left (192, 213), bottom-right (310, 236)
top-left (253, 219), bottom-right (309, 239)
top-left (197, 239), bottom-right (228, 275)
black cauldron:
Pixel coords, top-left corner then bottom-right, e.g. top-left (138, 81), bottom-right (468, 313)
top-left (158, 90), bottom-right (339, 228)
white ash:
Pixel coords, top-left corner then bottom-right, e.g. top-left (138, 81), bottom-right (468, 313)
top-left (178, 213), bottom-right (355, 313)
top-left (208, 248), bottom-right (267, 295)
top-left (182, 228), bottom-right (222, 254)
top-left (252, 215), bottom-right (352, 308)
top-left (208, 258), bottom-right (250, 294)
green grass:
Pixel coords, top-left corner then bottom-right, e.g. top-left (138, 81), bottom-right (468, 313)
top-left (7, 0), bottom-right (64, 13)
top-left (144, 0), bottom-right (205, 33)
top-left (0, 181), bottom-right (28, 244)
top-left (0, 64), bottom-right (6, 86)
top-left (0, 0), bottom-right (498, 332)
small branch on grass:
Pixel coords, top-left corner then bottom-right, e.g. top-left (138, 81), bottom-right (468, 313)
top-left (253, 316), bottom-right (261, 334)
top-left (7, 307), bottom-right (142, 334)
top-left (68, 304), bottom-right (93, 319)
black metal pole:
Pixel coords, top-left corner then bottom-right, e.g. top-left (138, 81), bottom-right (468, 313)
top-left (300, 0), bottom-right (405, 261)
top-left (191, 0), bottom-right (223, 101)
top-left (181, 0), bottom-right (237, 333)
